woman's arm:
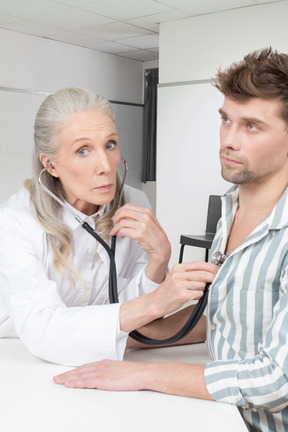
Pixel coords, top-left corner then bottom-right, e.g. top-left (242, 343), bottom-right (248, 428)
top-left (118, 261), bottom-right (218, 334)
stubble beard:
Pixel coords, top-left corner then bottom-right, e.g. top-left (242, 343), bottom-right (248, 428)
top-left (221, 165), bottom-right (256, 185)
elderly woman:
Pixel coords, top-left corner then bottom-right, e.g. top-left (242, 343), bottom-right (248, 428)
top-left (0, 88), bottom-right (216, 366)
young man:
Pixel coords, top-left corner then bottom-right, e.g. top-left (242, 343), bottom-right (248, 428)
top-left (54, 48), bottom-right (288, 432)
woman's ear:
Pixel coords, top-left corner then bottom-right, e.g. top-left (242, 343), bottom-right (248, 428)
top-left (39, 154), bottom-right (59, 177)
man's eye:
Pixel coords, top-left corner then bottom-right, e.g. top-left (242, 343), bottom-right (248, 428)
top-left (247, 123), bottom-right (257, 130)
top-left (221, 116), bottom-right (230, 123)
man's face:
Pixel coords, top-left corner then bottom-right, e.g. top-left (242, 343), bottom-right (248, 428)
top-left (219, 97), bottom-right (288, 186)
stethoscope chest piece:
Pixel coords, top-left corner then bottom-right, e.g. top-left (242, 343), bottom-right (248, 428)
top-left (211, 251), bottom-right (229, 267)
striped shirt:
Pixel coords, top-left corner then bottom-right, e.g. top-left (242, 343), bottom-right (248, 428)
top-left (204, 185), bottom-right (288, 432)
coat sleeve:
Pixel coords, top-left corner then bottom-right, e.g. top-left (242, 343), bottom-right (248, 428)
top-left (0, 187), bottom-right (162, 366)
top-left (0, 207), bottom-right (129, 366)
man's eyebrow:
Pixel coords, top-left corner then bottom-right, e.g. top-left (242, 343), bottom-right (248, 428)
top-left (242, 116), bottom-right (266, 125)
top-left (218, 108), bottom-right (266, 125)
top-left (218, 108), bottom-right (226, 116)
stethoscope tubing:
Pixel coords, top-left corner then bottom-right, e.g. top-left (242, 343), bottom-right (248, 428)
top-left (83, 220), bottom-right (211, 345)
top-left (38, 158), bottom-right (222, 345)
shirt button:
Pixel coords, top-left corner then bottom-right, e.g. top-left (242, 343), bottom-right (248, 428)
top-left (210, 324), bottom-right (216, 330)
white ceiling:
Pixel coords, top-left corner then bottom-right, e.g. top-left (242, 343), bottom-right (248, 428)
top-left (0, 0), bottom-right (285, 62)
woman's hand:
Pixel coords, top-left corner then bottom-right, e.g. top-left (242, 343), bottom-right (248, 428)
top-left (110, 204), bottom-right (171, 283)
top-left (119, 261), bottom-right (219, 333)
top-left (149, 261), bottom-right (219, 317)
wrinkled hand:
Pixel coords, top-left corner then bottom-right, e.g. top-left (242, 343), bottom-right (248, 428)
top-left (119, 260), bottom-right (219, 333)
top-left (152, 261), bottom-right (219, 317)
top-left (54, 359), bottom-right (144, 391)
top-left (110, 203), bottom-right (171, 263)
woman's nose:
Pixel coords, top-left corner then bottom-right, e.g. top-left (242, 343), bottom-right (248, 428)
top-left (95, 152), bottom-right (112, 174)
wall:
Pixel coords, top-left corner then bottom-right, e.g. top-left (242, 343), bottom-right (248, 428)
top-left (112, 102), bottom-right (144, 191)
top-left (0, 28), bottom-right (144, 204)
top-left (157, 1), bottom-right (288, 266)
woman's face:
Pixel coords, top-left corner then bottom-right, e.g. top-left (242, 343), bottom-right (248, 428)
top-left (44, 109), bottom-right (121, 215)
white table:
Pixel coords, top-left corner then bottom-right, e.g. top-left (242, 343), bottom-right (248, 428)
top-left (0, 339), bottom-right (248, 432)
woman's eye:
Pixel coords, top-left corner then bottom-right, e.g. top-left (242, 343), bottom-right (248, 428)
top-left (77, 148), bottom-right (88, 156)
top-left (106, 141), bottom-right (117, 150)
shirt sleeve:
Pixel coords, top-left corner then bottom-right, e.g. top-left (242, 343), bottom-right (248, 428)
top-left (204, 264), bottom-right (288, 413)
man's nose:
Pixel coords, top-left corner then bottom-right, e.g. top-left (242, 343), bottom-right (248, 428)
top-left (221, 125), bottom-right (241, 150)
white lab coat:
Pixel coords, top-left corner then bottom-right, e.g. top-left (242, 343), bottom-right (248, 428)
top-left (0, 185), bottom-right (159, 366)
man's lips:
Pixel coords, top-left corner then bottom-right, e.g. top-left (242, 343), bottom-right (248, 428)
top-left (222, 156), bottom-right (243, 166)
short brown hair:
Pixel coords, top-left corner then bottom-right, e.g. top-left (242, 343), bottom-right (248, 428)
top-left (213, 47), bottom-right (288, 124)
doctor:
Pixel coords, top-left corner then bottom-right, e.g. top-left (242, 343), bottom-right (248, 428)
top-left (0, 87), bottom-right (218, 366)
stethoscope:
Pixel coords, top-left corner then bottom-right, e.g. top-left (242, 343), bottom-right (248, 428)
top-left (39, 158), bottom-right (228, 345)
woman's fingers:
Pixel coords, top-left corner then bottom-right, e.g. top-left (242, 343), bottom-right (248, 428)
top-left (170, 261), bottom-right (219, 278)
top-left (110, 204), bottom-right (161, 237)
top-left (110, 203), bottom-right (171, 260)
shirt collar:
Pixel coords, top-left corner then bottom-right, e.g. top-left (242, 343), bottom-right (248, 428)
top-left (62, 201), bottom-right (108, 231)
top-left (224, 184), bottom-right (288, 230)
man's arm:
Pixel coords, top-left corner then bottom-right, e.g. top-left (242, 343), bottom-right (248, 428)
top-left (53, 358), bottom-right (213, 401)
top-left (126, 304), bottom-right (207, 349)
top-left (53, 306), bottom-right (210, 397)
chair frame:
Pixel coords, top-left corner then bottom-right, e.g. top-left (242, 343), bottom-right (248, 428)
top-left (178, 195), bottom-right (222, 263)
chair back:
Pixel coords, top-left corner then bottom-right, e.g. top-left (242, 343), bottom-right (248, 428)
top-left (205, 195), bottom-right (222, 235)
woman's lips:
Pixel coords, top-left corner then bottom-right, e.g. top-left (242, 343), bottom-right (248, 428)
top-left (94, 184), bottom-right (114, 191)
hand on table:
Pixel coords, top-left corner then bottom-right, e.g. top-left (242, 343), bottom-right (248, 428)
top-left (54, 359), bottom-right (145, 391)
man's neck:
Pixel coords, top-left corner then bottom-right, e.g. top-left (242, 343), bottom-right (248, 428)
top-left (238, 176), bottom-right (288, 217)
top-left (225, 177), bottom-right (288, 255)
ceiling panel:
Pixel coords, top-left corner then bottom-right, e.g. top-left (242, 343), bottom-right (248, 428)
top-left (30, 8), bottom-right (114, 30)
top-left (48, 30), bottom-right (105, 47)
top-left (125, 9), bottom-right (191, 31)
top-left (0, 0), bottom-right (285, 62)
top-left (79, 0), bottom-right (173, 20)
top-left (82, 21), bottom-right (153, 40)
top-left (0, 0), bottom-right (68, 19)
top-left (118, 33), bottom-right (159, 50)
top-left (2, 19), bottom-right (64, 36)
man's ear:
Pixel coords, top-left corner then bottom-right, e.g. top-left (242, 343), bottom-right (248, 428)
top-left (39, 153), bottom-right (59, 177)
